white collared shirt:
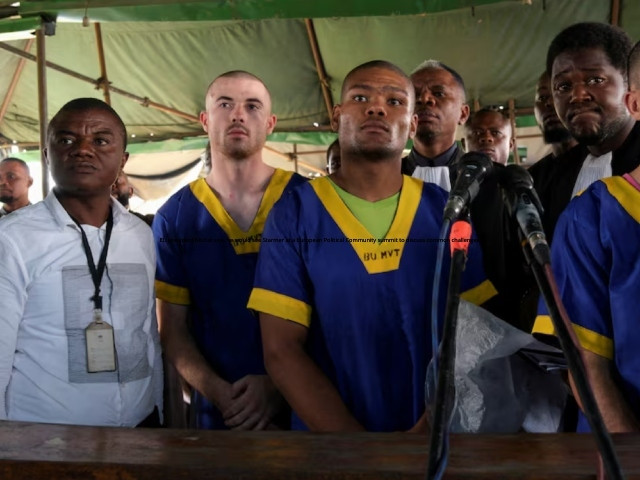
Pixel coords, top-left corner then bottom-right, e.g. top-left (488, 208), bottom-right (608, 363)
top-left (0, 193), bottom-right (162, 426)
top-left (571, 152), bottom-right (613, 198)
top-left (412, 166), bottom-right (452, 191)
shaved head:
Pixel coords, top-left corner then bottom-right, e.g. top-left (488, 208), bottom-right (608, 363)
top-left (201, 70), bottom-right (277, 161)
top-left (206, 70), bottom-right (273, 112)
top-left (341, 60), bottom-right (413, 103)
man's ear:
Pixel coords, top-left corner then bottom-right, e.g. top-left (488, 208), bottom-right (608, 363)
top-left (459, 103), bottom-right (471, 125)
top-left (625, 91), bottom-right (640, 120)
top-left (408, 113), bottom-right (418, 139)
top-left (199, 111), bottom-right (208, 133)
top-left (331, 104), bottom-right (341, 132)
top-left (121, 152), bottom-right (130, 170)
top-left (266, 114), bottom-right (277, 135)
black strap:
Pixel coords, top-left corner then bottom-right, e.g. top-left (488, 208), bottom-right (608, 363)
top-left (72, 209), bottom-right (114, 311)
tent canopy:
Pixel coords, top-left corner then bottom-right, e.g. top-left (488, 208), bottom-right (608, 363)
top-left (0, 0), bottom-right (637, 146)
top-left (0, 0), bottom-right (638, 191)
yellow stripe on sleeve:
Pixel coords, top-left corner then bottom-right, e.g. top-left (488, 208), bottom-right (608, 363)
top-left (460, 279), bottom-right (498, 306)
top-left (532, 315), bottom-right (613, 360)
top-left (247, 287), bottom-right (312, 328)
top-left (574, 324), bottom-right (614, 359)
top-left (155, 280), bottom-right (190, 305)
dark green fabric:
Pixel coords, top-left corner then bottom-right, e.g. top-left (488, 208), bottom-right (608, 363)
top-left (19, 1), bottom-right (514, 22)
top-left (0, 0), bottom-right (637, 147)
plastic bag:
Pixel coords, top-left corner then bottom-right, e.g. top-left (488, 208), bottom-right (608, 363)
top-left (425, 300), bottom-right (568, 433)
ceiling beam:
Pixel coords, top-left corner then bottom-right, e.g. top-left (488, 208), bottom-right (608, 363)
top-left (610, 0), bottom-right (620, 26)
top-left (0, 38), bottom-right (34, 126)
top-left (263, 143), bottom-right (325, 175)
top-left (36, 28), bottom-right (48, 195)
top-left (304, 18), bottom-right (333, 124)
top-left (296, 159), bottom-right (325, 175)
top-left (94, 22), bottom-right (111, 105)
top-left (0, 40), bottom-right (198, 123)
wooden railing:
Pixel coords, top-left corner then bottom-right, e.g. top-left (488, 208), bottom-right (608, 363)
top-left (0, 421), bottom-right (639, 479)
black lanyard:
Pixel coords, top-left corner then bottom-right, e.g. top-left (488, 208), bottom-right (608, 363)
top-left (72, 209), bottom-right (114, 311)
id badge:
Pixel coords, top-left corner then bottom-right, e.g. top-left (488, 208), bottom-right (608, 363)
top-left (85, 310), bottom-right (116, 373)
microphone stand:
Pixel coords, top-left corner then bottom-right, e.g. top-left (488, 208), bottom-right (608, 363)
top-left (426, 214), bottom-right (472, 480)
top-left (520, 235), bottom-right (625, 480)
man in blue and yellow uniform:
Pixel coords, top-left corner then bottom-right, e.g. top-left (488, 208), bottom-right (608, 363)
top-left (153, 71), bottom-right (305, 429)
top-left (248, 61), bottom-right (496, 433)
top-left (532, 40), bottom-right (640, 433)
top-left (534, 172), bottom-right (640, 433)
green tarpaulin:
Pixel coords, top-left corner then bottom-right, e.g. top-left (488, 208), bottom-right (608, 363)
top-left (0, 0), bottom-right (636, 148)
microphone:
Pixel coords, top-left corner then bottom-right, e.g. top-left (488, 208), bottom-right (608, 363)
top-left (443, 152), bottom-right (493, 222)
top-left (500, 164), bottom-right (551, 266)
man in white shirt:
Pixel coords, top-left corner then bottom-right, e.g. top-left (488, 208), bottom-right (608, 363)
top-left (0, 98), bottom-right (163, 426)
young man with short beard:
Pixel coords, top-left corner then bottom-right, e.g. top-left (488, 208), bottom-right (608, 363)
top-left (154, 71), bottom-right (305, 430)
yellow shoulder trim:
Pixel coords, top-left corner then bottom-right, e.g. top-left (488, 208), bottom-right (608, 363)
top-left (602, 176), bottom-right (640, 224)
top-left (247, 287), bottom-right (312, 327)
top-left (531, 315), bottom-right (555, 335)
top-left (190, 170), bottom-right (294, 254)
top-left (531, 315), bottom-right (613, 360)
top-left (155, 280), bottom-right (190, 305)
top-left (310, 175), bottom-right (422, 274)
top-left (460, 279), bottom-right (497, 306)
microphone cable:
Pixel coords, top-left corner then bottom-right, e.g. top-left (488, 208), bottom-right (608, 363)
top-left (430, 218), bottom-right (450, 381)
top-left (427, 218), bottom-right (472, 480)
